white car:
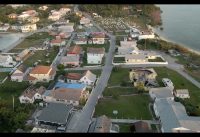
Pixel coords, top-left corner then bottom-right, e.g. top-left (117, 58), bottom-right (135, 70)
top-left (162, 78), bottom-right (174, 90)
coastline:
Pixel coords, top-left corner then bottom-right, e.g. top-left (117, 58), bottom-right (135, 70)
top-left (151, 27), bottom-right (200, 56)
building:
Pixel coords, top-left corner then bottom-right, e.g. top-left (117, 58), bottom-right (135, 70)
top-left (9, 4), bottom-right (25, 9)
top-left (19, 86), bottom-right (46, 103)
top-left (48, 11), bottom-right (61, 21)
top-left (89, 32), bottom-right (105, 44)
top-left (60, 56), bottom-right (80, 67)
top-left (80, 17), bottom-right (90, 26)
top-left (58, 32), bottom-right (71, 39)
top-left (87, 47), bottom-right (105, 64)
top-left (38, 5), bottom-right (48, 11)
top-left (0, 24), bottom-right (10, 32)
top-left (118, 41), bottom-right (139, 55)
top-left (125, 54), bottom-right (147, 63)
top-left (31, 127), bottom-right (55, 133)
top-left (27, 16), bottom-right (40, 23)
top-left (149, 87), bottom-right (174, 101)
top-left (67, 45), bottom-right (82, 56)
top-left (88, 115), bottom-right (119, 133)
top-left (73, 37), bottom-right (88, 45)
top-left (129, 68), bottom-right (158, 87)
top-left (175, 89), bottom-right (190, 99)
top-left (162, 78), bottom-right (174, 90)
top-left (50, 38), bottom-right (66, 47)
top-left (21, 24), bottom-right (37, 33)
top-left (0, 54), bottom-right (16, 67)
top-left (130, 121), bottom-right (151, 133)
top-left (36, 103), bottom-right (73, 127)
top-left (11, 65), bottom-right (28, 82)
top-left (153, 98), bottom-right (200, 132)
top-left (15, 49), bottom-right (30, 61)
top-left (18, 14), bottom-right (30, 21)
top-left (28, 65), bottom-right (56, 84)
top-left (66, 70), bottom-right (97, 86)
top-left (22, 10), bottom-right (38, 17)
top-left (8, 13), bottom-right (18, 19)
top-left (138, 31), bottom-right (155, 40)
top-left (58, 23), bottom-right (74, 33)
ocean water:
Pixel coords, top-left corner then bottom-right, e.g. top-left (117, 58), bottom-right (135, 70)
top-left (0, 33), bottom-right (23, 51)
top-left (154, 5), bottom-right (200, 52)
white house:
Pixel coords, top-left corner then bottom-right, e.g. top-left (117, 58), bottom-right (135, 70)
top-left (175, 89), bottom-right (190, 99)
top-left (138, 32), bottom-right (155, 40)
top-left (18, 14), bottom-right (30, 21)
top-left (162, 78), bottom-right (174, 91)
top-left (118, 41), bottom-right (139, 55)
top-left (87, 47), bottom-right (105, 64)
top-left (50, 38), bottom-right (66, 47)
top-left (73, 37), bottom-right (88, 45)
top-left (60, 56), bottom-right (80, 67)
top-left (11, 65), bottom-right (28, 82)
top-left (58, 23), bottom-right (74, 33)
top-left (79, 70), bottom-right (97, 86)
top-left (0, 54), bottom-right (16, 67)
top-left (27, 17), bottom-right (40, 23)
top-left (48, 11), bottom-right (62, 21)
top-left (19, 86), bottom-right (46, 103)
top-left (38, 5), bottom-right (48, 11)
top-left (66, 73), bottom-right (82, 83)
top-left (125, 54), bottom-right (147, 63)
top-left (80, 17), bottom-right (90, 26)
top-left (27, 65), bottom-right (56, 84)
top-left (21, 24), bottom-right (37, 33)
top-left (89, 32), bottom-right (105, 44)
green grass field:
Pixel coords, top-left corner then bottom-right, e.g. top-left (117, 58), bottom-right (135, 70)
top-left (94, 95), bottom-right (152, 120)
top-left (0, 72), bottom-right (9, 82)
top-left (103, 87), bottom-right (137, 96)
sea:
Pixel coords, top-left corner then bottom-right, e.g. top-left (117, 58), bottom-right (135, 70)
top-left (154, 5), bottom-right (200, 53)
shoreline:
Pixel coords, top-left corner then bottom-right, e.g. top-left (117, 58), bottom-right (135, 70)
top-left (151, 27), bottom-right (200, 56)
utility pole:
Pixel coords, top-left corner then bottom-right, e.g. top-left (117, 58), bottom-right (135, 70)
top-left (12, 95), bottom-right (15, 111)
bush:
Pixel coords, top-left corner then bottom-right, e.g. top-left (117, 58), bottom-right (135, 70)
top-left (120, 81), bottom-right (127, 87)
top-left (57, 64), bottom-right (65, 70)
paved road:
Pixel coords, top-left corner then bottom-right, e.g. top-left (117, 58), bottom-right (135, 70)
top-left (68, 6), bottom-right (116, 132)
top-left (111, 119), bottom-right (160, 125)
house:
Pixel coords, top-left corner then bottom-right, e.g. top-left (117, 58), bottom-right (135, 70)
top-left (38, 5), bottom-right (48, 11)
top-left (143, 51), bottom-right (158, 59)
top-left (21, 24), bottom-right (37, 33)
top-left (162, 78), bottom-right (174, 90)
top-left (58, 23), bottom-right (74, 33)
top-left (0, 54), bottom-right (16, 67)
top-left (15, 49), bottom-right (30, 61)
top-left (118, 41), bottom-right (139, 55)
top-left (8, 13), bottom-right (18, 19)
top-left (18, 14), bottom-right (30, 21)
top-left (22, 10), bottom-right (38, 17)
top-left (36, 103), bottom-right (73, 127)
top-left (67, 45), bottom-right (82, 56)
top-left (58, 32), bottom-right (71, 39)
top-left (130, 121), bottom-right (151, 133)
top-left (60, 56), bottom-right (80, 67)
top-left (59, 8), bottom-right (71, 15)
top-left (19, 86), bottom-right (46, 103)
top-left (138, 31), bottom-right (155, 40)
top-left (0, 24), bottom-right (10, 32)
top-left (48, 11), bottom-right (62, 21)
top-left (79, 70), bottom-right (97, 86)
top-left (175, 89), bottom-right (190, 99)
top-left (87, 47), bottom-right (105, 64)
top-left (27, 17), bottom-right (40, 23)
top-left (66, 73), bottom-right (82, 83)
top-left (129, 68), bottom-right (158, 87)
top-left (11, 65), bottom-right (28, 82)
top-left (89, 32), bottom-right (105, 44)
top-left (125, 54), bottom-right (147, 63)
top-left (80, 17), bottom-right (90, 26)
top-left (31, 127), bottom-right (55, 133)
top-left (9, 4), bottom-right (25, 9)
top-left (73, 37), bottom-right (88, 45)
top-left (88, 115), bottom-right (119, 133)
top-left (50, 38), bottom-right (66, 47)
top-left (43, 82), bottom-right (88, 106)
top-left (28, 65), bottom-right (56, 84)
top-left (153, 98), bottom-right (200, 132)
top-left (149, 87), bottom-right (174, 101)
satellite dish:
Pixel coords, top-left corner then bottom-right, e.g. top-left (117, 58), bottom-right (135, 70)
top-left (113, 110), bottom-right (118, 115)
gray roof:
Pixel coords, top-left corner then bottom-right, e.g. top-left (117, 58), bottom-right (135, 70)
top-left (149, 87), bottom-right (174, 99)
top-left (60, 56), bottom-right (79, 63)
top-left (125, 54), bottom-right (146, 60)
top-left (155, 98), bottom-right (200, 132)
top-left (37, 103), bottom-right (73, 125)
top-left (176, 89), bottom-right (189, 95)
top-left (82, 70), bottom-right (96, 82)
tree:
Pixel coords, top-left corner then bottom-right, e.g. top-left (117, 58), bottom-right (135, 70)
top-left (57, 64), bottom-right (65, 70)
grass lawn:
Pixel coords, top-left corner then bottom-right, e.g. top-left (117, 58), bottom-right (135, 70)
top-left (0, 72), bottom-right (9, 82)
top-left (23, 47), bottom-right (58, 67)
top-left (108, 68), bottom-right (130, 86)
top-left (76, 43), bottom-right (110, 53)
top-left (9, 32), bottom-right (53, 51)
top-left (94, 95), bottom-right (152, 119)
top-left (119, 124), bottom-right (131, 133)
top-left (154, 67), bottom-right (200, 115)
top-left (103, 87), bottom-right (137, 96)
top-left (148, 57), bottom-right (165, 62)
top-left (113, 57), bottom-right (125, 63)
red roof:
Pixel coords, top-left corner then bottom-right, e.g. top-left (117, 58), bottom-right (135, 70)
top-left (30, 65), bottom-right (52, 74)
top-left (65, 73), bottom-right (82, 80)
top-left (67, 45), bottom-right (82, 55)
top-left (51, 39), bottom-right (64, 44)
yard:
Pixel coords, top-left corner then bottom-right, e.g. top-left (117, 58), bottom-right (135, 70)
top-left (148, 57), bottom-right (165, 62)
top-left (113, 57), bottom-right (125, 63)
top-left (9, 32), bottom-right (53, 53)
top-left (103, 87), bottom-right (137, 97)
top-left (94, 95), bottom-right (152, 120)
top-left (23, 47), bottom-right (59, 67)
top-left (154, 67), bottom-right (200, 115)
top-left (119, 124), bottom-right (131, 132)
top-left (0, 72), bottom-right (9, 82)
top-left (108, 67), bottom-right (131, 86)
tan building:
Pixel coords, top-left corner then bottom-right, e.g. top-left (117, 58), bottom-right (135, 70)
top-left (27, 17), bottom-right (40, 23)
top-left (28, 65), bottom-right (56, 84)
top-left (8, 13), bottom-right (18, 19)
top-left (125, 54), bottom-right (147, 63)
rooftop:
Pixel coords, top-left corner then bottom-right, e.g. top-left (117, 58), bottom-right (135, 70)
top-left (149, 87), bottom-right (174, 99)
top-left (67, 45), bottom-right (82, 55)
top-left (30, 65), bottom-right (52, 74)
top-left (87, 47), bottom-right (105, 54)
top-left (60, 56), bottom-right (79, 63)
top-left (125, 54), bottom-right (147, 60)
top-left (65, 73), bottom-right (82, 80)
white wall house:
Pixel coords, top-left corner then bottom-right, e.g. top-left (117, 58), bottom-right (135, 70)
top-left (87, 48), bottom-right (105, 64)
top-left (79, 70), bottom-right (97, 86)
top-left (11, 65), bottom-right (29, 82)
top-left (21, 24), bottom-right (37, 33)
top-left (90, 32), bottom-right (105, 44)
top-left (175, 89), bottom-right (190, 99)
top-left (138, 33), bottom-right (155, 40)
top-left (0, 55), bottom-right (16, 67)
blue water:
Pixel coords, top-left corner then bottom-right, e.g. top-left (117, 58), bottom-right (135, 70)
top-left (154, 5), bottom-right (200, 52)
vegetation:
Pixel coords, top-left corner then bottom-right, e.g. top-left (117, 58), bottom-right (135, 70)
top-left (57, 64), bottom-right (65, 70)
top-left (0, 72), bottom-right (9, 82)
top-left (113, 57), bottom-right (125, 63)
top-left (148, 57), bottom-right (165, 62)
top-left (119, 124), bottom-right (131, 132)
top-left (154, 67), bottom-right (200, 116)
top-left (103, 87), bottom-right (137, 97)
top-left (95, 95), bottom-right (152, 119)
